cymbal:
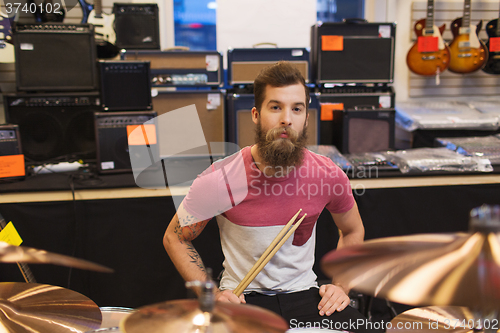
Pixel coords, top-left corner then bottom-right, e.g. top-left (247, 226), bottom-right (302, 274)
top-left (388, 306), bottom-right (499, 333)
top-left (121, 299), bottom-right (289, 333)
top-left (0, 241), bottom-right (113, 273)
top-left (0, 282), bottom-right (102, 333)
top-left (321, 231), bottom-right (500, 312)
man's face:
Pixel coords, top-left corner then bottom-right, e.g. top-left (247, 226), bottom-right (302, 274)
top-left (252, 83), bottom-right (309, 168)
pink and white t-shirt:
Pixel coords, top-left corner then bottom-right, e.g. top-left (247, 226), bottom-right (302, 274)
top-left (182, 146), bottom-right (354, 294)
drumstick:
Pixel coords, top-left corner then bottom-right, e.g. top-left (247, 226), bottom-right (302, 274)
top-left (232, 209), bottom-right (302, 296)
top-left (233, 211), bottom-right (307, 297)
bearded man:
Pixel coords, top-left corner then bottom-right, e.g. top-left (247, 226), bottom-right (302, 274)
top-left (163, 61), bottom-right (373, 332)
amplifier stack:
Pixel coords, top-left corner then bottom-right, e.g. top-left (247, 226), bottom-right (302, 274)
top-left (311, 21), bottom-right (397, 154)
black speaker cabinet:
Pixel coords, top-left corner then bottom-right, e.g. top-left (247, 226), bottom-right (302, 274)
top-left (152, 90), bottom-right (225, 157)
top-left (4, 92), bottom-right (101, 162)
top-left (113, 3), bottom-right (160, 50)
top-left (95, 111), bottom-right (158, 173)
top-left (311, 22), bottom-right (396, 85)
top-left (99, 60), bottom-right (152, 111)
top-left (331, 108), bottom-right (395, 154)
top-left (13, 23), bottom-right (98, 91)
top-left (226, 93), bottom-right (319, 149)
top-left (318, 86), bottom-right (395, 145)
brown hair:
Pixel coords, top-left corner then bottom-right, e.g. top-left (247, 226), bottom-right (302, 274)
top-left (253, 61), bottom-right (309, 113)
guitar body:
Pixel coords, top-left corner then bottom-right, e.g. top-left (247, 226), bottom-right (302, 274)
top-left (0, 14), bottom-right (15, 63)
top-left (448, 17), bottom-right (488, 73)
top-left (88, 12), bottom-right (116, 44)
top-left (482, 18), bottom-right (500, 74)
top-left (406, 18), bottom-right (450, 76)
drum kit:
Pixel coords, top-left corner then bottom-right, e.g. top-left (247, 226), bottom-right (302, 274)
top-left (0, 204), bottom-right (498, 332)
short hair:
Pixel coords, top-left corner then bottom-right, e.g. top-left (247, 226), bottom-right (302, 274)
top-left (253, 61), bottom-right (309, 113)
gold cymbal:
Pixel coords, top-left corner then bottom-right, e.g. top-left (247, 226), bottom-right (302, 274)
top-left (0, 282), bottom-right (102, 333)
top-left (0, 241), bottom-right (113, 273)
top-left (121, 299), bottom-right (289, 333)
top-left (321, 232), bottom-right (500, 312)
top-left (388, 306), bottom-right (499, 333)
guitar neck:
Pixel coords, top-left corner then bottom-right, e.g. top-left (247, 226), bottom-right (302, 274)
top-left (497, 1), bottom-right (500, 36)
top-left (462, 0), bottom-right (471, 28)
top-left (94, 0), bottom-right (103, 17)
top-left (425, 0), bottom-right (435, 31)
top-left (0, 216), bottom-right (36, 283)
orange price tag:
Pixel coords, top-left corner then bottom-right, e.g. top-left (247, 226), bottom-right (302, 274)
top-left (320, 103), bottom-right (344, 121)
top-left (0, 154), bottom-right (25, 178)
top-left (417, 36), bottom-right (439, 52)
top-left (321, 35), bottom-right (343, 51)
top-left (489, 37), bottom-right (500, 52)
top-left (127, 124), bottom-right (157, 146)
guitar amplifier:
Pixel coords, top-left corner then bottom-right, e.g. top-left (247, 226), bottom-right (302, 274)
top-left (317, 86), bottom-right (395, 146)
top-left (152, 90), bottom-right (225, 157)
top-left (227, 47), bottom-right (311, 85)
top-left (0, 124), bottom-right (25, 179)
top-left (311, 22), bottom-right (396, 85)
top-left (13, 23), bottom-right (98, 91)
top-left (331, 107), bottom-right (396, 154)
top-left (113, 3), bottom-right (160, 50)
top-left (4, 92), bottom-right (101, 162)
top-left (99, 60), bottom-right (152, 111)
top-left (122, 50), bottom-right (223, 87)
top-left (226, 92), bottom-right (319, 149)
top-left (95, 111), bottom-right (158, 174)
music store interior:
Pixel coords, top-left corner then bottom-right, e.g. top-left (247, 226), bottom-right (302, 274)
top-left (0, 0), bottom-right (499, 332)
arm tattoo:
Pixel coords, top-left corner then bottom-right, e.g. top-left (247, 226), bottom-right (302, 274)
top-left (175, 215), bottom-right (209, 242)
top-left (186, 243), bottom-right (206, 272)
top-left (173, 215), bottom-right (208, 272)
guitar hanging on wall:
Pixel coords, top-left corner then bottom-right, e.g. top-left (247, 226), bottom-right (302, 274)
top-left (78, 0), bottom-right (119, 59)
top-left (448, 0), bottom-right (488, 74)
top-left (0, 13), bottom-right (15, 63)
top-left (406, 0), bottom-right (450, 76)
top-left (482, 1), bottom-right (500, 74)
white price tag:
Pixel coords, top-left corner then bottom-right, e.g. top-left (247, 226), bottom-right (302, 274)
top-left (378, 25), bottom-right (391, 38)
top-left (379, 96), bottom-right (391, 108)
top-left (206, 55), bottom-right (219, 72)
top-left (207, 93), bottom-right (221, 110)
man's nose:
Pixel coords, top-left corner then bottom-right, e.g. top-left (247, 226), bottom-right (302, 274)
top-left (279, 109), bottom-right (292, 126)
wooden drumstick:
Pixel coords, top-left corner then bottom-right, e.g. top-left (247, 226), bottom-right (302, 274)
top-left (233, 212), bottom-right (307, 297)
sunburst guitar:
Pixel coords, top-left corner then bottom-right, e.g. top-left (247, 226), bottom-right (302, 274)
top-left (448, 0), bottom-right (488, 74)
top-left (406, 18), bottom-right (450, 76)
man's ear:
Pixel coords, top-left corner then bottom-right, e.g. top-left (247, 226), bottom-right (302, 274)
top-left (251, 107), bottom-right (259, 125)
top-left (305, 111), bottom-right (309, 128)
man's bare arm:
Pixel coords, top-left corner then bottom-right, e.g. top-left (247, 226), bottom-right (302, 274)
top-left (163, 212), bottom-right (210, 283)
top-left (331, 200), bottom-right (364, 249)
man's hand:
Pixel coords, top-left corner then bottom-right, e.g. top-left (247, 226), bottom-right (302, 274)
top-left (318, 284), bottom-right (350, 316)
top-left (215, 289), bottom-right (246, 304)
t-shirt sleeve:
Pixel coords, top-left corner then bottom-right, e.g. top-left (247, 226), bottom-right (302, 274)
top-left (324, 163), bottom-right (355, 214)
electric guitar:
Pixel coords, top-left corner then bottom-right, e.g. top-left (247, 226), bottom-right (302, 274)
top-left (448, 0), bottom-right (488, 74)
top-left (0, 13), bottom-right (15, 63)
top-left (406, 0), bottom-right (450, 76)
top-left (482, 1), bottom-right (500, 74)
top-left (79, 0), bottom-right (119, 58)
top-left (0, 214), bottom-right (36, 283)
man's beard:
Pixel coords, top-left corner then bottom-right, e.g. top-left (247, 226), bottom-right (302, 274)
top-left (255, 120), bottom-right (308, 170)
